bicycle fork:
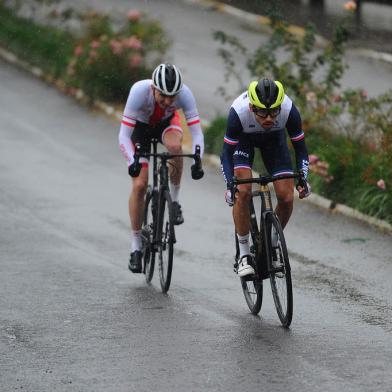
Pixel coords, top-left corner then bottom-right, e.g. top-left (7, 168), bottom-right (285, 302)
top-left (153, 187), bottom-right (177, 252)
top-left (257, 185), bottom-right (275, 279)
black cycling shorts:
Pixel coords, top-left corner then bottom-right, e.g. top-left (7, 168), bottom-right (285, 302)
top-left (233, 130), bottom-right (294, 176)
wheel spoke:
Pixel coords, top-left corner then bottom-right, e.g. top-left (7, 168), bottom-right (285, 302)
top-left (239, 205), bottom-right (263, 315)
top-left (159, 191), bottom-right (174, 293)
top-left (269, 215), bottom-right (293, 327)
top-left (142, 190), bottom-right (155, 283)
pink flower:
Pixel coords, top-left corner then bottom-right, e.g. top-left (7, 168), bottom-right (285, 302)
top-left (127, 9), bottom-right (141, 22)
top-left (68, 87), bottom-right (77, 96)
top-left (89, 50), bottom-right (99, 59)
top-left (333, 95), bottom-right (342, 102)
top-left (309, 154), bottom-right (319, 165)
top-left (377, 179), bottom-right (386, 190)
top-left (361, 90), bottom-right (368, 99)
top-left (344, 1), bottom-right (357, 11)
top-left (74, 45), bottom-right (83, 56)
top-left (90, 40), bottom-right (101, 49)
top-left (123, 36), bottom-right (142, 50)
top-left (129, 54), bottom-right (143, 68)
top-left (368, 142), bottom-right (377, 152)
top-left (110, 40), bottom-right (123, 55)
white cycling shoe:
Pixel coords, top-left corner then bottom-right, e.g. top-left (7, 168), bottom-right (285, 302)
top-left (237, 255), bottom-right (255, 277)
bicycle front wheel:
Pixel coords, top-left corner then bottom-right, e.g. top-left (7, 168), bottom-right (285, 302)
top-left (142, 187), bottom-right (156, 283)
top-left (267, 213), bottom-right (293, 327)
top-left (158, 190), bottom-right (175, 293)
top-left (237, 200), bottom-right (263, 315)
top-left (241, 277), bottom-right (263, 315)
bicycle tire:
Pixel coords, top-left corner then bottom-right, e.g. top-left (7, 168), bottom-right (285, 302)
top-left (240, 276), bottom-right (263, 315)
top-left (142, 187), bottom-right (156, 283)
top-left (267, 213), bottom-right (293, 327)
top-left (158, 189), bottom-right (175, 293)
top-left (238, 199), bottom-right (263, 315)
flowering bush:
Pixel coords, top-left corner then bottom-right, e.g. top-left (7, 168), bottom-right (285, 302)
top-left (66, 10), bottom-right (169, 102)
top-left (344, 1), bottom-right (357, 11)
top-left (212, 13), bottom-right (392, 223)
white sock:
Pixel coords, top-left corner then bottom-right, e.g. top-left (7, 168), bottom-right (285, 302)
top-left (170, 182), bottom-right (180, 202)
top-left (131, 230), bottom-right (142, 252)
top-left (237, 233), bottom-right (250, 258)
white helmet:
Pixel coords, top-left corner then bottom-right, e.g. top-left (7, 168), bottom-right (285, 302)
top-left (152, 63), bottom-right (183, 96)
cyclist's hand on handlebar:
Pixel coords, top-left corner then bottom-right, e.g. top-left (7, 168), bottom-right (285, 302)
top-left (225, 189), bottom-right (234, 206)
top-left (296, 169), bottom-right (311, 199)
top-left (191, 163), bottom-right (204, 180)
top-left (296, 180), bottom-right (311, 199)
top-left (128, 162), bottom-right (142, 177)
top-left (191, 144), bottom-right (204, 180)
top-left (129, 143), bottom-right (142, 177)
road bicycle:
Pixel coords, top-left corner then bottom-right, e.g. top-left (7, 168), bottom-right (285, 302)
top-left (134, 139), bottom-right (202, 293)
top-left (231, 172), bottom-right (305, 327)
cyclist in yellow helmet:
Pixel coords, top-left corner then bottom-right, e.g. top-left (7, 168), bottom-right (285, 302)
top-left (221, 78), bottom-right (311, 277)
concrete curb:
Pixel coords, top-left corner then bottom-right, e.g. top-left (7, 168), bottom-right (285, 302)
top-left (1, 45), bottom-right (390, 235)
top-left (183, 0), bottom-right (392, 65)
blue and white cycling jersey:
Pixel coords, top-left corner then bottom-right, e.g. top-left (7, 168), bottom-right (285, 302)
top-left (221, 91), bottom-right (309, 184)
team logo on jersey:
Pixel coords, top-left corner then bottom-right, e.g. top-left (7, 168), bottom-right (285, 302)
top-left (234, 150), bottom-right (249, 158)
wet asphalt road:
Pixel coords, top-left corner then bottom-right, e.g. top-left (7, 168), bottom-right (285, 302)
top-left (2, 0), bottom-right (392, 390)
top-left (1, 55), bottom-right (392, 391)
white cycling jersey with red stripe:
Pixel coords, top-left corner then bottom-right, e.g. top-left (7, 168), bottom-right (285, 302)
top-left (118, 79), bottom-right (204, 166)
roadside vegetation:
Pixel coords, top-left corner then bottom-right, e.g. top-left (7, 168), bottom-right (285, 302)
top-left (209, 9), bottom-right (391, 224)
top-left (0, 1), bottom-right (75, 77)
top-left (0, 0), bottom-right (390, 224)
top-left (0, 0), bottom-right (169, 103)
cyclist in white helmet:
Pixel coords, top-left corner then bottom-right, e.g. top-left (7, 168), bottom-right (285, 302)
top-left (119, 63), bottom-right (205, 273)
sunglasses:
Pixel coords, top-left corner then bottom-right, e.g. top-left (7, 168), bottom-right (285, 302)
top-left (252, 106), bottom-right (281, 118)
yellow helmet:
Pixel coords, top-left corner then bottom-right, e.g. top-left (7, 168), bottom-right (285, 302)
top-left (248, 78), bottom-right (284, 109)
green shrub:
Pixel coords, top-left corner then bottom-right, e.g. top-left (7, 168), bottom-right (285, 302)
top-left (204, 116), bottom-right (226, 157)
top-left (0, 3), bottom-right (169, 103)
top-left (0, 2), bottom-right (75, 77)
top-left (66, 10), bottom-right (169, 102)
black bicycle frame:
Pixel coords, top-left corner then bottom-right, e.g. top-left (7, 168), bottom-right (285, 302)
top-left (136, 138), bottom-right (201, 251)
top-left (148, 138), bottom-right (172, 251)
top-left (233, 173), bottom-right (302, 279)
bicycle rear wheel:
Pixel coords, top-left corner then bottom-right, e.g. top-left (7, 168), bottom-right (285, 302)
top-left (267, 213), bottom-right (293, 327)
top-left (238, 199), bottom-right (263, 315)
top-left (142, 187), bottom-right (156, 283)
top-left (158, 190), bottom-right (175, 293)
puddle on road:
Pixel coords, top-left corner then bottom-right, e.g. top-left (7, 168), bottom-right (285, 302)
top-left (290, 250), bottom-right (392, 332)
